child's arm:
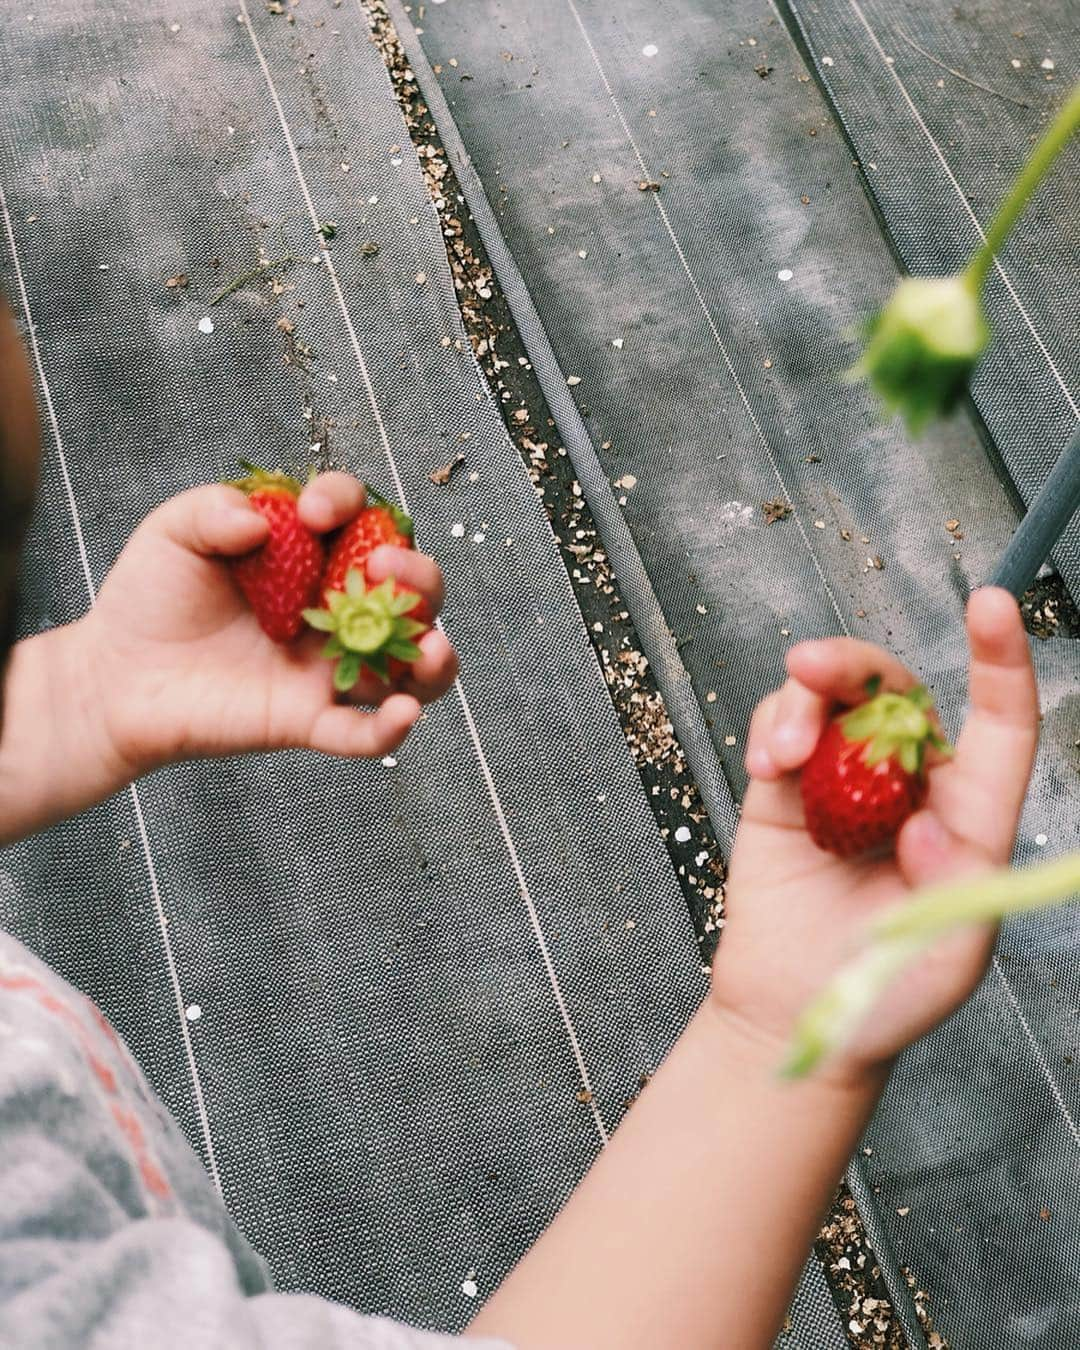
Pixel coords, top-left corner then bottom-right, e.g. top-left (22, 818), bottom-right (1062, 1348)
top-left (471, 588), bottom-right (1038, 1350)
top-left (0, 475), bottom-right (458, 847)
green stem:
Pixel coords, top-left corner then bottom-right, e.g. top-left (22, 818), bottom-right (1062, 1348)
top-left (782, 849), bottom-right (1080, 1078)
top-left (874, 848), bottom-right (1080, 942)
top-left (965, 82), bottom-right (1080, 290)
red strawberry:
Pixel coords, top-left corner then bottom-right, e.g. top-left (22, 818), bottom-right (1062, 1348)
top-left (800, 680), bottom-right (950, 858)
top-left (227, 463), bottom-right (324, 643)
top-left (303, 490), bottom-right (431, 690)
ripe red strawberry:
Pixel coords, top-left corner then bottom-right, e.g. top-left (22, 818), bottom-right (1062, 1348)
top-left (303, 490), bottom-right (431, 690)
top-left (227, 463), bottom-right (324, 643)
top-left (800, 680), bottom-right (950, 858)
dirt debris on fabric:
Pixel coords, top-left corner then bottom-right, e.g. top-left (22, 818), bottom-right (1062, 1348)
top-left (814, 1184), bottom-right (949, 1349)
top-left (361, 0), bottom-right (951, 1344)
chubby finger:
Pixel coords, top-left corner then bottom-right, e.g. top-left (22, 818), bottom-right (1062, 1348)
top-left (785, 637), bottom-right (916, 707)
top-left (305, 693), bottom-right (420, 758)
top-left (400, 629), bottom-right (459, 703)
top-left (768, 679), bottom-right (830, 772)
top-left (154, 483), bottom-right (269, 557)
top-left (932, 588), bottom-right (1038, 861)
top-left (895, 807), bottom-right (997, 892)
top-left (367, 544), bottom-right (446, 615)
top-left (745, 690), bottom-right (783, 780)
top-left (298, 472), bottom-right (366, 533)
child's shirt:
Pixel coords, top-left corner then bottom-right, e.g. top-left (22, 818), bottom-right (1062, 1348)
top-left (0, 932), bottom-right (514, 1350)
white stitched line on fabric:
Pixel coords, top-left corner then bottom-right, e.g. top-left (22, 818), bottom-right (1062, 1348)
top-left (847, 0), bottom-right (1079, 421)
top-left (993, 956), bottom-right (1080, 1150)
top-left (0, 183), bottom-right (224, 1196)
top-left (238, 0), bottom-right (609, 1145)
top-left (563, 0), bottom-right (851, 640)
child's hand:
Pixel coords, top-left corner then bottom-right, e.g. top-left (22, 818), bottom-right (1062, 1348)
top-left (710, 588), bottom-right (1038, 1088)
top-left (81, 474), bottom-right (458, 777)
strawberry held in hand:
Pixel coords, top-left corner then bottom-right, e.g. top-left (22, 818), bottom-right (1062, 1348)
top-left (800, 679), bottom-right (950, 858)
top-left (227, 463), bottom-right (324, 642)
top-left (304, 490), bottom-right (432, 691)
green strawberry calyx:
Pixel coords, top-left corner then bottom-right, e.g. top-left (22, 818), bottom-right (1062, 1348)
top-left (839, 678), bottom-right (951, 777)
top-left (303, 568), bottom-right (427, 690)
top-left (228, 461), bottom-right (305, 497)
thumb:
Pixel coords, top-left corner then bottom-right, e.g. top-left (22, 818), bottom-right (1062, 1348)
top-left (149, 484), bottom-right (269, 558)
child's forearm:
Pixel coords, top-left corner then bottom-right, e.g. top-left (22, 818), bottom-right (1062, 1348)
top-left (0, 621), bottom-right (130, 846)
top-left (470, 999), bottom-right (883, 1350)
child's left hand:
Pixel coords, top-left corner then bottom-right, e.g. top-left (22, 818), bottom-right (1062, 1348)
top-left (80, 473), bottom-right (458, 778)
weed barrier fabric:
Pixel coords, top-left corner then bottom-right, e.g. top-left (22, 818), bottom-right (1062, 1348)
top-left (389, 0), bottom-right (1080, 1344)
top-left (779, 0), bottom-right (1080, 597)
top-left (0, 0), bottom-right (711, 1333)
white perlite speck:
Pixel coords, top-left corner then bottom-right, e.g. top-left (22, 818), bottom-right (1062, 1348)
top-left (642, 43), bottom-right (658, 57)
top-left (777, 268), bottom-right (793, 281)
top-left (674, 825), bottom-right (692, 843)
top-left (381, 756), bottom-right (398, 769)
top-left (451, 523), bottom-right (465, 537)
top-left (185, 1004), bottom-right (202, 1022)
top-left (1035, 834), bottom-right (1048, 846)
top-left (197, 317), bottom-right (214, 334)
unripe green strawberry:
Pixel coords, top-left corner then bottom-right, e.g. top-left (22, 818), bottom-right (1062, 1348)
top-left (227, 463), bottom-right (324, 643)
top-left (303, 490), bottom-right (431, 690)
top-left (800, 681), bottom-right (950, 858)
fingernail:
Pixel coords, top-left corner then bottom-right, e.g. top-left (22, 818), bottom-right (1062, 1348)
top-left (303, 489), bottom-right (332, 520)
top-left (746, 746), bottom-right (778, 778)
top-left (225, 507), bottom-right (264, 530)
top-left (914, 810), bottom-right (952, 859)
top-left (773, 721), bottom-right (810, 756)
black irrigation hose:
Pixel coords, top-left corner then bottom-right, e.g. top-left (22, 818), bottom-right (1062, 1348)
top-left (988, 426), bottom-right (1080, 598)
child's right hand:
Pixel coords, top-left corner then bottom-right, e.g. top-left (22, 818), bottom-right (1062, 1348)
top-left (710, 588), bottom-right (1039, 1090)
top-left (78, 473), bottom-right (459, 781)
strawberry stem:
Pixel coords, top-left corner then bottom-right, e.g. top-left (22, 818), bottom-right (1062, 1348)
top-left (782, 849), bottom-right (1080, 1078)
top-left (964, 83), bottom-right (1080, 291)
